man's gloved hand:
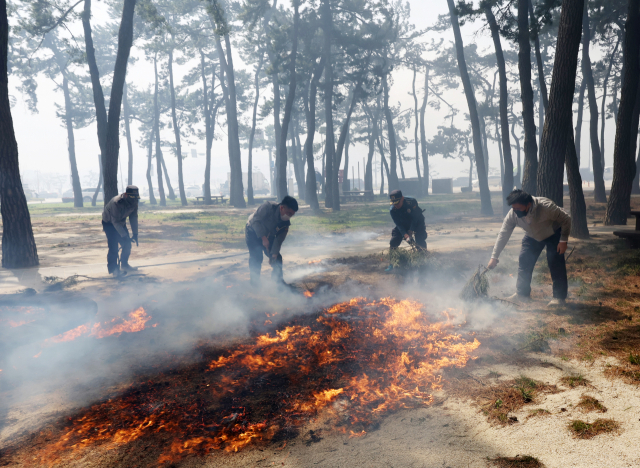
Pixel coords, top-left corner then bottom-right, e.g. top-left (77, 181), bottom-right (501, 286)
top-left (132, 235), bottom-right (138, 247)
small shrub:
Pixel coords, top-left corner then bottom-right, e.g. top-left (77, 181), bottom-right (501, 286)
top-left (560, 374), bottom-right (589, 388)
top-left (569, 418), bottom-right (620, 439)
top-left (576, 395), bottom-right (607, 413)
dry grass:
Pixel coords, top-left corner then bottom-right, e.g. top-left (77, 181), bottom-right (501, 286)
top-left (560, 374), bottom-right (589, 388)
top-left (568, 418), bottom-right (620, 439)
top-left (527, 408), bottom-right (551, 419)
top-left (604, 365), bottom-right (640, 385)
top-left (576, 395), bottom-right (607, 413)
top-left (487, 455), bottom-right (544, 468)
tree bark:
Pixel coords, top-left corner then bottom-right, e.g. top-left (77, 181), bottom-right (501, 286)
top-left (411, 69), bottom-right (422, 195)
top-left (510, 113), bottom-right (522, 188)
top-left (200, 50), bottom-right (213, 204)
top-left (123, 81), bottom-right (134, 186)
top-left (529, 0), bottom-right (549, 110)
top-left (575, 79), bottom-right (586, 164)
top-left (342, 127), bottom-right (350, 192)
top-left (278, 2), bottom-right (300, 201)
top-left (333, 82), bottom-right (362, 210)
top-left (168, 48), bottom-right (187, 206)
top-left (248, 52), bottom-right (265, 205)
top-left (537, 0), bottom-right (585, 205)
top-left (446, 0), bottom-right (493, 214)
top-left (146, 128), bottom-right (156, 205)
top-left (605, 0), bottom-right (640, 225)
top-left (161, 157), bottom-right (175, 201)
top-left (304, 56), bottom-right (325, 211)
top-left (518, 0), bottom-right (539, 195)
top-left (152, 54), bottom-right (166, 206)
top-left (582, 2), bottom-right (607, 203)
top-left (62, 75), bottom-right (83, 208)
top-left (420, 67), bottom-right (429, 194)
top-left (365, 114), bottom-right (377, 192)
top-left (92, 153), bottom-right (102, 206)
top-left (565, 132), bottom-right (589, 237)
top-left (600, 38), bottom-right (621, 161)
top-left (382, 73), bottom-right (399, 190)
top-left (0, 0), bottom-right (39, 268)
top-left (486, 5), bottom-right (515, 213)
top-left (322, 0), bottom-right (335, 209)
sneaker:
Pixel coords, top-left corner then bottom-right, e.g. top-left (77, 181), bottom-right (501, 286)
top-left (120, 263), bottom-right (138, 272)
top-left (547, 298), bottom-right (566, 308)
top-left (505, 292), bottom-right (531, 303)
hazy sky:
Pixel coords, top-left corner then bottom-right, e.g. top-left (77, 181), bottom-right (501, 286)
top-left (10, 0), bottom-right (616, 195)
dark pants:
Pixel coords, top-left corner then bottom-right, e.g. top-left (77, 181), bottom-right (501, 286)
top-left (390, 226), bottom-right (427, 249)
top-left (245, 226), bottom-right (283, 284)
top-left (517, 229), bottom-right (567, 299)
top-left (103, 221), bottom-right (131, 274)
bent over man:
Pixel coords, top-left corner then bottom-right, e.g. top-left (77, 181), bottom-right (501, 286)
top-left (488, 189), bottom-right (571, 307)
top-left (102, 186), bottom-right (140, 277)
top-left (389, 190), bottom-right (427, 249)
top-left (245, 195), bottom-right (298, 286)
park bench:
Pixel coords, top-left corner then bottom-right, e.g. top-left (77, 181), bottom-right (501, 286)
top-left (194, 195), bottom-right (227, 205)
top-left (613, 210), bottom-right (640, 247)
top-left (340, 190), bottom-right (374, 203)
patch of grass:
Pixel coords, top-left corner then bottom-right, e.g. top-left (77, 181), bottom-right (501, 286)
top-left (604, 366), bottom-right (640, 384)
top-left (568, 419), bottom-right (620, 439)
top-left (629, 353), bottom-right (640, 365)
top-left (388, 246), bottom-right (436, 271)
top-left (527, 408), bottom-right (551, 418)
top-left (576, 395), bottom-right (607, 413)
top-left (560, 374), bottom-right (589, 388)
top-left (487, 370), bottom-right (502, 378)
top-left (488, 455), bottom-right (544, 468)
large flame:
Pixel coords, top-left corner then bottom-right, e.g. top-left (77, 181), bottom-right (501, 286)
top-left (33, 298), bottom-right (479, 465)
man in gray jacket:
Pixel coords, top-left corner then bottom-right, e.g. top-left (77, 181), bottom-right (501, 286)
top-left (245, 195), bottom-right (298, 286)
top-left (488, 189), bottom-right (571, 306)
top-left (102, 186), bottom-right (139, 276)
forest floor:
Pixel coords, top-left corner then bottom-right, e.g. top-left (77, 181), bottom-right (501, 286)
top-left (1, 193), bottom-right (640, 467)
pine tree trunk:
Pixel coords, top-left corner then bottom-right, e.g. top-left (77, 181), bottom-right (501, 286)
top-left (92, 153), bottom-right (102, 206)
top-left (248, 52), bottom-right (265, 205)
top-left (518, 0), bottom-right (539, 195)
top-left (412, 69), bottom-right (423, 195)
top-left (123, 81), bottom-right (134, 186)
top-left (529, 0), bottom-right (549, 110)
top-left (365, 114), bottom-right (377, 192)
top-left (102, 0), bottom-right (136, 203)
top-left (146, 129), bottom-right (156, 205)
top-left (447, 0), bottom-right (493, 215)
top-left (600, 38), bottom-right (621, 160)
top-left (342, 128), bottom-right (350, 193)
top-left (62, 76), bottom-right (84, 208)
top-left (168, 49), bottom-right (187, 206)
top-left (382, 74), bottom-right (399, 190)
top-left (304, 56), bottom-right (324, 211)
top-left (511, 116), bottom-right (522, 188)
top-left (420, 68), bottom-right (429, 194)
top-left (161, 157), bottom-right (175, 201)
top-left (605, 0), bottom-right (640, 225)
top-left (582, 3), bottom-right (607, 203)
top-left (487, 5), bottom-right (514, 213)
top-left (0, 0), bottom-right (38, 268)
top-left (322, 0), bottom-right (335, 209)
top-left (575, 80), bottom-right (586, 164)
top-left (537, 0), bottom-right (585, 205)
top-left (200, 51), bottom-right (213, 204)
top-left (153, 54), bottom-right (166, 206)
top-left (565, 131), bottom-right (589, 237)
top-left (334, 82), bottom-right (362, 210)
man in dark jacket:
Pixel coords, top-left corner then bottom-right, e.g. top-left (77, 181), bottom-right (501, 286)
top-left (245, 195), bottom-right (298, 286)
top-left (102, 186), bottom-right (140, 277)
top-left (389, 190), bottom-right (427, 250)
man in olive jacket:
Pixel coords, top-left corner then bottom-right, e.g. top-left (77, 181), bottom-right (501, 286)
top-left (102, 186), bottom-right (140, 276)
top-left (245, 195), bottom-right (298, 286)
top-left (488, 189), bottom-right (571, 307)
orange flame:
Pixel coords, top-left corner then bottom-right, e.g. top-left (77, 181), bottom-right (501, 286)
top-left (308, 259), bottom-right (322, 264)
top-left (303, 291), bottom-right (314, 298)
top-left (45, 308), bottom-right (151, 343)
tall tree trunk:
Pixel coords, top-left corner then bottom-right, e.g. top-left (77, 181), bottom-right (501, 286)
top-left (333, 82), bottom-right (362, 209)
top-left (382, 73), bottom-right (399, 190)
top-left (600, 39), bottom-right (620, 161)
top-left (411, 69), bottom-right (422, 195)
top-left (529, 0), bottom-right (549, 110)
top-left (565, 132), bottom-right (590, 237)
top-left (420, 67), bottom-right (429, 194)
top-left (365, 114), bottom-right (377, 192)
top-left (161, 157), bottom-right (175, 200)
top-left (518, 0), bottom-right (539, 195)
top-left (200, 51), bottom-right (213, 204)
top-left (102, 0), bottom-right (136, 203)
top-left (446, 0), bottom-right (493, 215)
top-left (575, 79), bottom-right (586, 164)
top-left (605, 0), bottom-right (640, 225)
top-left (146, 128), bottom-right (156, 205)
top-left (153, 54), bottom-right (166, 206)
top-left (322, 0), bottom-right (335, 209)
top-left (168, 48), bottom-right (187, 206)
top-left (487, 5), bottom-right (515, 213)
top-left (92, 153), bottom-right (102, 206)
top-left (0, 0), bottom-right (38, 268)
top-left (123, 81), bottom-right (134, 186)
top-left (304, 56), bottom-right (324, 211)
top-left (398, 147), bottom-right (406, 179)
top-left (582, 2), bottom-right (607, 202)
top-left (278, 2), bottom-right (300, 201)
top-left (632, 137), bottom-right (640, 194)
top-left (290, 118), bottom-right (305, 198)
top-left (510, 116), bottom-right (522, 188)
top-left (248, 52), bottom-right (265, 205)
top-left (537, 0), bottom-right (585, 205)
top-left (62, 76), bottom-right (83, 208)
top-left (342, 127), bottom-right (350, 192)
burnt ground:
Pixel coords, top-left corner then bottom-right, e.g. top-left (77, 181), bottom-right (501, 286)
top-left (1, 202), bottom-right (640, 467)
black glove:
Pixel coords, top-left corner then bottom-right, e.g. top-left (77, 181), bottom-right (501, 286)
top-left (132, 235), bottom-right (138, 247)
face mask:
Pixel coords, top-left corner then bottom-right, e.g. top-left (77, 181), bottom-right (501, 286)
top-left (514, 209), bottom-right (528, 218)
top-left (281, 213), bottom-right (291, 221)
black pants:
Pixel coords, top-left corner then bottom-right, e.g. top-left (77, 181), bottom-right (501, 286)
top-left (245, 226), bottom-right (283, 284)
top-left (390, 226), bottom-right (427, 249)
top-left (103, 221), bottom-right (131, 273)
top-left (517, 229), bottom-right (567, 299)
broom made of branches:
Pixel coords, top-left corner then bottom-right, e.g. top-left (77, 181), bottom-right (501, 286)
top-left (460, 265), bottom-right (490, 301)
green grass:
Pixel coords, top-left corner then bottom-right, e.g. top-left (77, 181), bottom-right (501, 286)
top-left (561, 374), bottom-right (589, 388)
top-left (569, 419), bottom-right (619, 439)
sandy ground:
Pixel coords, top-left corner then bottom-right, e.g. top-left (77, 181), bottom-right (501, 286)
top-left (1, 211), bottom-right (638, 468)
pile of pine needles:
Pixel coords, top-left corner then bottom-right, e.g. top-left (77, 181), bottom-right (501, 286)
top-left (388, 241), bottom-right (434, 271)
top-left (460, 265), bottom-right (490, 300)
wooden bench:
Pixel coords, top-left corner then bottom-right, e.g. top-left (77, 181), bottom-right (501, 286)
top-left (194, 196), bottom-right (227, 205)
top-left (613, 210), bottom-right (640, 247)
top-left (340, 190), bottom-right (374, 203)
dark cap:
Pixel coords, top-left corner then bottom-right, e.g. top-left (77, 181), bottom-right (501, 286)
top-left (389, 189), bottom-right (403, 205)
top-left (125, 185), bottom-right (140, 199)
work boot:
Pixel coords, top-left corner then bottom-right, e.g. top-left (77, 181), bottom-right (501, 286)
top-left (547, 298), bottom-right (566, 308)
top-left (110, 267), bottom-right (126, 278)
top-left (120, 263), bottom-right (138, 272)
top-left (505, 292), bottom-right (530, 303)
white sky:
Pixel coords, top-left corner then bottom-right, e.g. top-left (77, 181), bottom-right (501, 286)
top-left (10, 0), bottom-right (615, 195)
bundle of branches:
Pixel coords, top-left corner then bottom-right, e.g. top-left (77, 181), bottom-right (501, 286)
top-left (460, 265), bottom-right (489, 301)
top-left (388, 245), bottom-right (436, 271)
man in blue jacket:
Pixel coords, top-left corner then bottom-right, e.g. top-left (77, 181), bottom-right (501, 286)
top-left (389, 190), bottom-right (427, 250)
